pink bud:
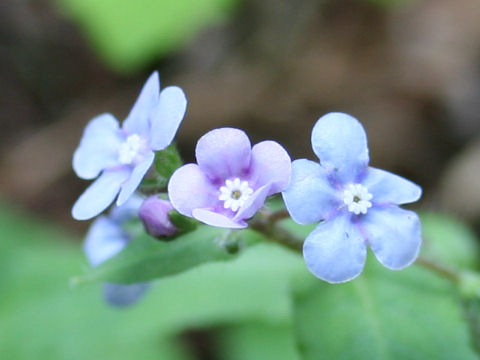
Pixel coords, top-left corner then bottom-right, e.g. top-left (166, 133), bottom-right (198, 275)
top-left (139, 196), bottom-right (177, 238)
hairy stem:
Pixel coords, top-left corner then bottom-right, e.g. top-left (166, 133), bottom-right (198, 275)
top-left (249, 211), bottom-right (303, 252)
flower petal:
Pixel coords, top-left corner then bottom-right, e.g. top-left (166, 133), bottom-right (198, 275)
top-left (72, 169), bottom-right (130, 220)
top-left (311, 112), bottom-right (369, 182)
top-left (117, 151), bottom-right (155, 206)
top-left (84, 217), bottom-right (127, 266)
top-left (149, 86), bottom-right (187, 151)
top-left (192, 208), bottom-right (247, 228)
top-left (248, 140), bottom-right (291, 194)
top-left (282, 159), bottom-right (338, 225)
top-left (73, 113), bottom-right (123, 179)
top-left (195, 128), bottom-right (251, 182)
top-left (123, 72), bottom-right (160, 137)
top-left (168, 164), bottom-right (218, 217)
top-left (110, 194), bottom-right (144, 223)
top-left (362, 167), bottom-right (422, 205)
top-left (103, 283), bottom-right (150, 307)
top-left (234, 183), bottom-right (271, 221)
top-left (303, 214), bottom-right (367, 283)
top-left (363, 206), bottom-right (422, 270)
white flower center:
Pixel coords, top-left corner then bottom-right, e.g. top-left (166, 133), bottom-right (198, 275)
top-left (218, 178), bottom-right (254, 212)
top-left (343, 183), bottom-right (373, 215)
top-left (118, 134), bottom-right (146, 165)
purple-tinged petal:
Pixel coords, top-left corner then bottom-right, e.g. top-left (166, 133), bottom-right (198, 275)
top-left (303, 215), bottom-right (367, 283)
top-left (363, 206), bottom-right (422, 270)
top-left (248, 140), bottom-right (291, 194)
top-left (72, 169), bottom-right (130, 220)
top-left (117, 151), bottom-right (155, 206)
top-left (84, 217), bottom-right (127, 266)
top-left (73, 113), bottom-right (123, 179)
top-left (196, 128), bottom-right (251, 181)
top-left (311, 112), bottom-right (369, 183)
top-left (362, 167), bottom-right (422, 205)
top-left (139, 196), bottom-right (177, 237)
top-left (168, 164), bottom-right (218, 216)
top-left (123, 72), bottom-right (160, 137)
top-left (150, 86), bottom-right (187, 151)
top-left (110, 194), bottom-right (144, 223)
top-left (234, 183), bottom-right (271, 221)
top-left (282, 159), bottom-right (339, 225)
top-left (103, 283), bottom-right (150, 307)
top-left (192, 208), bottom-right (247, 229)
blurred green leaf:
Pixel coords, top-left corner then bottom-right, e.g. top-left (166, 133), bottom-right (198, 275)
top-left (55, 0), bottom-right (239, 72)
top-left (74, 226), bottom-right (262, 285)
top-left (293, 258), bottom-right (478, 360)
top-left (0, 202), bottom-right (304, 359)
top-left (421, 212), bottom-right (480, 270)
top-left (218, 322), bottom-right (301, 360)
top-left (0, 204), bottom-right (194, 360)
top-left (366, 0), bottom-right (415, 8)
top-left (463, 298), bottom-right (480, 353)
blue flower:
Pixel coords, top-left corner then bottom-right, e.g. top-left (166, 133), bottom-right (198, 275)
top-left (282, 112), bottom-right (422, 283)
top-left (84, 195), bottom-right (150, 306)
top-left (72, 72), bottom-right (187, 220)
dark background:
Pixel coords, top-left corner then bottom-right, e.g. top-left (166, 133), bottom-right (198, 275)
top-left (1, 0), bottom-right (479, 235)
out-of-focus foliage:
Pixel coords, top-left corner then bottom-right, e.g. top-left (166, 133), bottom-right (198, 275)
top-left (74, 226), bottom-right (263, 284)
top-left (55, 0), bottom-right (239, 72)
top-left (293, 259), bottom-right (478, 360)
top-left (0, 203), bottom-right (303, 359)
top-left (218, 322), bottom-right (301, 360)
top-left (366, 0), bottom-right (414, 8)
top-left (2, 204), bottom-right (480, 359)
top-left (421, 212), bottom-right (480, 270)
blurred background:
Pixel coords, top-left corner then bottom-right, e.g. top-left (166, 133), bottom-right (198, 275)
top-left (1, 0), bottom-right (480, 358)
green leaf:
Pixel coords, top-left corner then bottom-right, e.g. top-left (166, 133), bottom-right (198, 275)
top-left (0, 203), bottom-right (195, 360)
top-left (74, 226), bottom-right (262, 284)
top-left (463, 298), bottom-right (480, 353)
top-left (293, 259), bottom-right (478, 360)
top-left (141, 242), bottom-right (306, 332)
top-left (168, 211), bottom-right (198, 233)
top-left (140, 177), bottom-right (168, 191)
top-left (0, 202), bottom-right (305, 360)
top-left (421, 212), bottom-right (480, 270)
top-left (155, 144), bottom-right (183, 179)
top-left (55, 0), bottom-right (239, 72)
top-left (218, 322), bottom-right (302, 360)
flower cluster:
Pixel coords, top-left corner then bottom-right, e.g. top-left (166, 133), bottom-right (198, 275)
top-left (73, 72), bottom-right (423, 296)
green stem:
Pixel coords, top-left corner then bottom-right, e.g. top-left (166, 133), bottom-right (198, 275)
top-left (415, 256), bottom-right (460, 283)
top-left (249, 211), bottom-right (303, 252)
top-left (253, 208), bottom-right (461, 284)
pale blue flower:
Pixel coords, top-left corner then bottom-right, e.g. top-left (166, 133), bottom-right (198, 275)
top-left (72, 72), bottom-right (187, 220)
top-left (84, 195), bottom-right (150, 306)
top-left (282, 113), bottom-right (422, 283)
top-left (168, 128), bottom-right (291, 228)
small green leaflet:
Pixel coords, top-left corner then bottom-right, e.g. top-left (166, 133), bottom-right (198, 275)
top-left (73, 226), bottom-right (262, 285)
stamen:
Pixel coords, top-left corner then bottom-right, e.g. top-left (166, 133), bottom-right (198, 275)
top-left (219, 178), bottom-right (254, 212)
top-left (343, 183), bottom-right (373, 215)
top-left (118, 134), bottom-right (146, 165)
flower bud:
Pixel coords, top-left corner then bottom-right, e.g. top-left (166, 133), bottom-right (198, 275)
top-left (139, 196), bottom-right (177, 238)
